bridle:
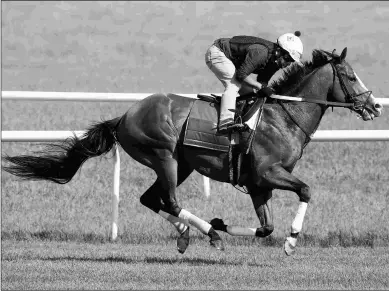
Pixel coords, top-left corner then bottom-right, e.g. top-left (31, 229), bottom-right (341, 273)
top-left (329, 61), bottom-right (372, 112)
top-left (268, 55), bottom-right (373, 141)
top-left (267, 59), bottom-right (372, 112)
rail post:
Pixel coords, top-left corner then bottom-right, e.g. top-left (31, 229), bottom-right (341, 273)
top-left (111, 146), bottom-right (120, 241)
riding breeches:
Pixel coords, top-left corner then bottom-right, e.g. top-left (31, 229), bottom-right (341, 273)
top-left (205, 45), bottom-right (242, 122)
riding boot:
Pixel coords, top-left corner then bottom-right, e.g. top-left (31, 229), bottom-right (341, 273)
top-left (218, 88), bottom-right (237, 133)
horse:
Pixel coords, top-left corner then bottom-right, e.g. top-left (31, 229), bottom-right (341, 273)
top-left (2, 48), bottom-right (383, 255)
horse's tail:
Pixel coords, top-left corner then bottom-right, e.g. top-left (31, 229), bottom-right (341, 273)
top-left (2, 117), bottom-right (122, 184)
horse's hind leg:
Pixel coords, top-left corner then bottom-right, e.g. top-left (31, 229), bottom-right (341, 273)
top-left (140, 161), bottom-right (193, 253)
top-left (154, 156), bottom-right (224, 251)
top-left (140, 177), bottom-right (190, 253)
top-left (140, 178), bottom-right (188, 233)
top-left (153, 157), bottom-right (181, 216)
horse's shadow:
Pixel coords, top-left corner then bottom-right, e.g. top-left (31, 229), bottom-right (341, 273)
top-left (40, 255), bottom-right (268, 267)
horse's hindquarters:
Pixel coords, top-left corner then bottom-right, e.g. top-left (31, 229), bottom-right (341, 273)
top-left (116, 93), bottom-right (196, 168)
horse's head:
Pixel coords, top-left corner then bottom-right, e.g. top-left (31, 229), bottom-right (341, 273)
top-left (328, 47), bottom-right (383, 120)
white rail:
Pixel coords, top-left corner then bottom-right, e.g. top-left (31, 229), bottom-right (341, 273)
top-left (1, 91), bottom-right (200, 101)
top-left (2, 91), bottom-right (389, 105)
top-left (2, 91), bottom-right (388, 241)
top-left (3, 130), bottom-right (389, 142)
top-left (311, 130), bottom-right (389, 141)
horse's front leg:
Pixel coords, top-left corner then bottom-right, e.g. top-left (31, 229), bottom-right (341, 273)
top-left (250, 188), bottom-right (274, 237)
top-left (210, 188), bottom-right (274, 237)
top-left (260, 164), bottom-right (311, 256)
top-left (211, 164), bottom-right (309, 255)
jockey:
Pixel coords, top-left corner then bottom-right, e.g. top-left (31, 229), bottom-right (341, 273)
top-left (205, 31), bottom-right (304, 133)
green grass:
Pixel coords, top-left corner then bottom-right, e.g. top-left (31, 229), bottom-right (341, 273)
top-left (2, 241), bottom-right (389, 290)
top-left (1, 2), bottom-right (389, 288)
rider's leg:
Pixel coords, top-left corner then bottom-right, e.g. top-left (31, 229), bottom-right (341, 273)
top-left (219, 80), bottom-right (241, 130)
top-left (205, 44), bottom-right (241, 131)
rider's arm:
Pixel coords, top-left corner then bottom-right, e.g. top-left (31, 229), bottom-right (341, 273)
top-left (235, 46), bottom-right (269, 91)
top-left (241, 74), bottom-right (264, 92)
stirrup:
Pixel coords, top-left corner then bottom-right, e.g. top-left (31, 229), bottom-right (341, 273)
top-left (218, 122), bottom-right (245, 134)
top-left (227, 123), bottom-right (245, 131)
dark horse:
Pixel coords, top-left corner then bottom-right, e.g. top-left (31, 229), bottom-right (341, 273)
top-left (2, 48), bottom-right (383, 255)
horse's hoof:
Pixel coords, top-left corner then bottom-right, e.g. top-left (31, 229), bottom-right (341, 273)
top-left (209, 218), bottom-right (226, 231)
top-left (283, 236), bottom-right (297, 256)
top-left (177, 226), bottom-right (190, 254)
top-left (210, 239), bottom-right (225, 251)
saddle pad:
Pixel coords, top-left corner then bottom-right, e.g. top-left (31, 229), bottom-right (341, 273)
top-left (183, 100), bottom-right (230, 152)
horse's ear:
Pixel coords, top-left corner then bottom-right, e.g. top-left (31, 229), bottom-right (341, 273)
top-left (340, 47), bottom-right (347, 62)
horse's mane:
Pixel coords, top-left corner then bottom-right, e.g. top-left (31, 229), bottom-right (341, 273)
top-left (270, 49), bottom-right (336, 94)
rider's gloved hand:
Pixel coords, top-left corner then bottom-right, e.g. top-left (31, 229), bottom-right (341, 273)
top-left (258, 86), bottom-right (274, 97)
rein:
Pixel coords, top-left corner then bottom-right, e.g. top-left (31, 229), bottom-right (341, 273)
top-left (269, 59), bottom-right (370, 110)
top-left (268, 94), bottom-right (354, 108)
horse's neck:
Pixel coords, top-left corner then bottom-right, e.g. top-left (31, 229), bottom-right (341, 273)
top-left (280, 102), bottom-right (327, 138)
top-left (279, 66), bottom-right (332, 138)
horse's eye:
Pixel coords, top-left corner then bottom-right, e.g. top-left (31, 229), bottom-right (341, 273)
top-left (349, 76), bottom-right (357, 83)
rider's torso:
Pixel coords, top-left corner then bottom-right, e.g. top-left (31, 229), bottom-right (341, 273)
top-left (214, 36), bottom-right (280, 81)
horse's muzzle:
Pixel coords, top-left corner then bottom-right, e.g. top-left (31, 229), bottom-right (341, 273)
top-left (360, 95), bottom-right (383, 120)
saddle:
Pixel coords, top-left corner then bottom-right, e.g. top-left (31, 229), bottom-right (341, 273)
top-left (182, 91), bottom-right (267, 187)
top-left (196, 91), bottom-right (263, 124)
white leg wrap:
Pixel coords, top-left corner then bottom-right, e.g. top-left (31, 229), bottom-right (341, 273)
top-left (226, 226), bottom-right (257, 236)
top-left (291, 202), bottom-right (308, 234)
top-left (178, 209), bottom-right (211, 235)
top-left (158, 210), bottom-right (188, 234)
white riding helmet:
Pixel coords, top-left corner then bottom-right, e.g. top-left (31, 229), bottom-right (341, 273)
top-left (277, 31), bottom-right (303, 64)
